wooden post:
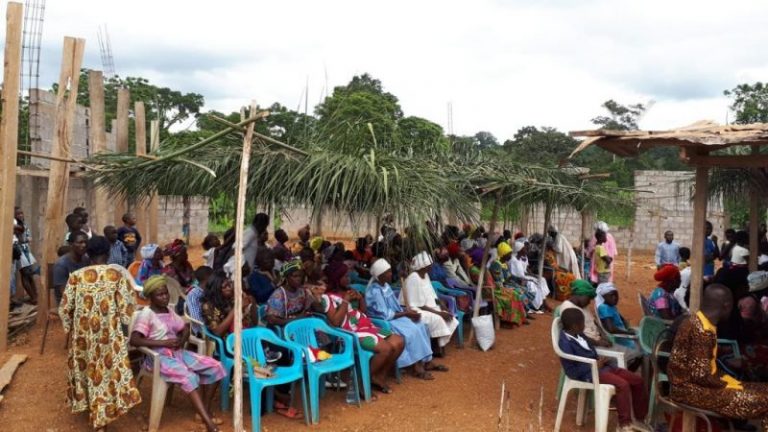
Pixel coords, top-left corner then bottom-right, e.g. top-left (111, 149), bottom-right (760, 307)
top-left (87, 70), bottom-right (108, 235)
top-left (749, 146), bottom-right (760, 272)
top-left (467, 192), bottom-right (501, 346)
top-left (134, 101), bottom-right (149, 250)
top-left (689, 166), bottom-right (709, 314)
top-left (113, 88), bottom-right (130, 225)
top-left (537, 202), bottom-right (553, 283)
top-left (0, 2), bottom-right (23, 349)
top-left (148, 120), bottom-right (160, 243)
top-left (232, 102), bottom-right (258, 431)
top-left (40, 37), bottom-right (85, 325)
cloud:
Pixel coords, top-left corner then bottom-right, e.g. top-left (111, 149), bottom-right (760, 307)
top-left (6, 0), bottom-right (768, 141)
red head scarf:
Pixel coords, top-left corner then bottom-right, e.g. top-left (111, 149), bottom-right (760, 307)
top-left (447, 241), bottom-right (461, 257)
top-left (654, 264), bottom-right (680, 289)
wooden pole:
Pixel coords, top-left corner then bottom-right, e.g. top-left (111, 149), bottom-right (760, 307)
top-left (537, 202), bottom-right (553, 283)
top-left (39, 37), bottom-right (85, 326)
top-left (148, 120), bottom-right (160, 243)
top-left (88, 70), bottom-right (108, 235)
top-left (688, 165), bottom-right (709, 314)
top-left (749, 146), bottom-right (760, 272)
top-left (113, 88), bottom-right (130, 225)
top-left (134, 101), bottom-right (149, 253)
top-left (467, 192), bottom-right (501, 346)
top-left (232, 102), bottom-right (258, 432)
top-left (0, 2), bottom-right (23, 349)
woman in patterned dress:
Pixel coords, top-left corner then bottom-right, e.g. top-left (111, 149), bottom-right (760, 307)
top-left (320, 263), bottom-right (405, 394)
top-left (130, 275), bottom-right (226, 432)
top-left (487, 242), bottom-right (528, 326)
top-left (59, 236), bottom-right (141, 431)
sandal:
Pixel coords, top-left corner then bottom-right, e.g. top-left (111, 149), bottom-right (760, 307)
top-left (276, 406), bottom-right (303, 419)
top-left (195, 414), bottom-right (225, 426)
top-left (425, 364), bottom-right (449, 372)
top-left (372, 382), bottom-right (393, 394)
top-left (413, 370), bottom-right (435, 380)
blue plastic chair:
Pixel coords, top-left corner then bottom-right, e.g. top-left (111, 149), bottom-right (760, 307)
top-left (226, 328), bottom-right (309, 432)
top-left (349, 283), bottom-right (368, 295)
top-left (431, 281), bottom-right (466, 348)
top-left (201, 326), bottom-right (235, 411)
top-left (284, 318), bottom-right (361, 424)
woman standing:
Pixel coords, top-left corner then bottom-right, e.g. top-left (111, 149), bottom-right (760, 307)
top-left (59, 236), bottom-right (141, 431)
top-left (130, 276), bottom-right (226, 432)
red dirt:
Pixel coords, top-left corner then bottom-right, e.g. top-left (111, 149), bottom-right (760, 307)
top-left (0, 249), bottom-right (659, 432)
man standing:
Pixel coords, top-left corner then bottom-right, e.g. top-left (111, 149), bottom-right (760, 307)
top-left (704, 221), bottom-right (720, 278)
top-left (655, 230), bottom-right (680, 269)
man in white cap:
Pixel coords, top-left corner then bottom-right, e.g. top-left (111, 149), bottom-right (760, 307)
top-left (402, 251), bottom-right (459, 357)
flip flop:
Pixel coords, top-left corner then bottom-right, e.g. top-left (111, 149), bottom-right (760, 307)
top-left (372, 382), bottom-right (393, 394)
top-left (413, 370), bottom-right (435, 380)
top-left (426, 364), bottom-right (449, 372)
top-left (276, 406), bottom-right (303, 419)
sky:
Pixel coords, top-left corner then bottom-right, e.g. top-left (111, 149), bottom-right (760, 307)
top-left (8, 0), bottom-right (768, 140)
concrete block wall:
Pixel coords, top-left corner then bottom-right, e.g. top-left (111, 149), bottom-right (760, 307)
top-left (156, 196), bottom-right (210, 246)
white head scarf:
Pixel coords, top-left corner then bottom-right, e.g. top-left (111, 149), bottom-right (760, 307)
top-left (595, 282), bottom-right (617, 308)
top-left (594, 221), bottom-right (610, 233)
top-left (513, 241), bottom-right (526, 253)
top-left (411, 251), bottom-right (433, 271)
top-left (140, 244), bottom-right (159, 260)
top-left (370, 258), bottom-right (392, 279)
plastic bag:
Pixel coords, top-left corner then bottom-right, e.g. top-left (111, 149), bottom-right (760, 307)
top-left (472, 314), bottom-right (495, 351)
top-left (748, 271), bottom-right (768, 292)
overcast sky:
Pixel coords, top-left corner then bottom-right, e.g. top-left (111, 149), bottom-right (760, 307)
top-left (9, 0), bottom-right (768, 140)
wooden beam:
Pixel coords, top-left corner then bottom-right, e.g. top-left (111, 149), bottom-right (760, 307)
top-left (686, 153), bottom-right (768, 168)
top-left (40, 36), bottom-right (85, 326)
top-left (0, 354), bottom-right (27, 397)
top-left (148, 120), bottom-right (159, 244)
top-left (134, 101), bottom-right (149, 256)
top-left (114, 88), bottom-right (130, 225)
top-left (749, 146), bottom-right (760, 272)
top-left (88, 70), bottom-right (108, 235)
top-left (0, 2), bottom-right (23, 350)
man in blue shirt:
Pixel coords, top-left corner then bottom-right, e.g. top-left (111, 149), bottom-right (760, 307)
top-left (704, 221), bottom-right (719, 277)
top-left (655, 230), bottom-right (680, 269)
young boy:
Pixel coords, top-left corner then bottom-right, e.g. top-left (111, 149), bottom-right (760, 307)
top-left (594, 230), bottom-right (612, 283)
top-left (104, 225), bottom-right (131, 268)
top-left (117, 212), bottom-right (142, 256)
top-left (558, 308), bottom-right (648, 432)
top-left (185, 266), bottom-right (214, 328)
top-left (63, 213), bottom-right (84, 245)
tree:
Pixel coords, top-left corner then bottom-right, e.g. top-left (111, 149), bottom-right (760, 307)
top-left (397, 116), bottom-right (449, 153)
top-left (591, 99), bottom-right (646, 130)
top-left (724, 82), bottom-right (768, 124)
top-left (503, 126), bottom-right (579, 165)
top-left (473, 131), bottom-right (499, 148)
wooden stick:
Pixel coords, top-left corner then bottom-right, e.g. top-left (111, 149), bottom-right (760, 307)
top-left (134, 101), bottom-right (149, 250)
top-left (467, 192), bottom-right (501, 346)
top-left (207, 114), bottom-right (309, 156)
top-left (40, 36), bottom-right (85, 327)
top-left (0, 2), bottom-right (23, 349)
top-left (689, 165), bottom-right (709, 313)
top-left (113, 88), bottom-right (130, 225)
top-left (148, 120), bottom-right (160, 243)
top-left (232, 102), bottom-right (258, 432)
top-left (0, 354), bottom-right (27, 394)
top-left (537, 202), bottom-right (552, 285)
top-left (749, 145), bottom-right (760, 272)
top-left (88, 70), bottom-right (108, 235)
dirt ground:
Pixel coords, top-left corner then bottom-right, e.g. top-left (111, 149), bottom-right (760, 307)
top-left (0, 249), bottom-right (660, 432)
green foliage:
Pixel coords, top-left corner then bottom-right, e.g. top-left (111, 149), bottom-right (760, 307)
top-left (503, 126), bottom-right (579, 165)
top-left (591, 99), bottom-right (646, 130)
top-left (724, 82), bottom-right (768, 124)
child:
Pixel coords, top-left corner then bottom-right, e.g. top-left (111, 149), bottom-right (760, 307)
top-left (593, 230), bottom-right (612, 283)
top-left (558, 308), bottom-right (648, 432)
top-left (186, 266), bottom-right (214, 328)
top-left (674, 247), bottom-right (691, 313)
top-left (63, 213), bottom-right (84, 244)
top-left (596, 283), bottom-right (637, 348)
top-left (117, 212), bottom-right (142, 256)
top-left (201, 234), bottom-right (221, 268)
top-left (104, 225), bottom-right (131, 268)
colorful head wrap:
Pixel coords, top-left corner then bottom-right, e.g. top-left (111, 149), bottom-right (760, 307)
top-left (324, 261), bottom-right (349, 291)
top-left (309, 236), bottom-right (324, 252)
top-left (570, 279), bottom-right (596, 298)
top-left (497, 241), bottom-right (513, 258)
top-left (514, 232), bottom-right (525, 240)
top-left (141, 243), bottom-right (160, 260)
top-left (143, 275), bottom-right (167, 297)
top-left (447, 241), bottom-right (461, 257)
top-left (654, 264), bottom-right (680, 284)
top-left (281, 260), bottom-right (303, 277)
top-left (163, 239), bottom-right (186, 257)
top-left (595, 282), bottom-right (617, 307)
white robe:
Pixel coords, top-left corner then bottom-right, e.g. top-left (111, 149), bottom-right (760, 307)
top-left (508, 255), bottom-right (550, 309)
top-left (553, 232), bottom-right (582, 280)
top-left (401, 272), bottom-right (459, 347)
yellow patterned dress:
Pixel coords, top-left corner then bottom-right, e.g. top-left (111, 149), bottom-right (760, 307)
top-left (59, 264), bottom-right (142, 428)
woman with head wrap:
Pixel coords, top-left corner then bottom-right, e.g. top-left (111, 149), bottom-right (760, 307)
top-left (595, 282), bottom-right (637, 349)
top-left (265, 260), bottom-right (322, 327)
top-left (59, 236), bottom-right (141, 431)
top-left (162, 239), bottom-right (196, 294)
top-left (544, 229), bottom-right (578, 301)
top-left (650, 264), bottom-right (683, 320)
top-left (508, 240), bottom-right (551, 312)
top-left (365, 258), bottom-right (443, 380)
top-left (487, 242), bottom-right (529, 325)
top-left (130, 275), bottom-right (226, 432)
top-left (402, 252), bottom-right (460, 356)
top-left (445, 241), bottom-right (472, 287)
top-left (548, 225), bottom-right (582, 279)
top-left (136, 243), bottom-right (164, 285)
top-left (313, 262), bottom-right (405, 395)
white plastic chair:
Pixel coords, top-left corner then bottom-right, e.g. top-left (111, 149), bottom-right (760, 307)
top-left (552, 317), bottom-right (616, 432)
top-left (183, 300), bottom-right (211, 356)
top-left (128, 312), bottom-right (173, 432)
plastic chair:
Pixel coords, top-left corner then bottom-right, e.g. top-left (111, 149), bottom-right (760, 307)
top-left (552, 317), bottom-right (616, 432)
top-left (431, 281), bottom-right (466, 348)
top-left (284, 318), bottom-right (361, 424)
top-left (226, 328), bottom-right (310, 432)
top-left (650, 330), bottom-right (735, 432)
top-left (201, 326), bottom-right (235, 411)
top-left (349, 283), bottom-right (367, 295)
top-left (594, 303), bottom-right (639, 347)
top-left (181, 301), bottom-right (210, 356)
top-left (128, 312), bottom-right (173, 432)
